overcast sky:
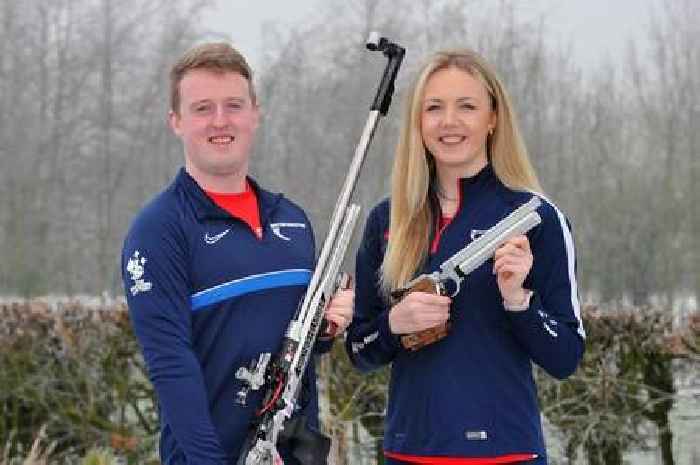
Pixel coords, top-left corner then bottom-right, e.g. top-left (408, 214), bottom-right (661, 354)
top-left (203, 0), bottom-right (659, 72)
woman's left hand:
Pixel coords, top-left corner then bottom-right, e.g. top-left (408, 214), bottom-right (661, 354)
top-left (493, 235), bottom-right (533, 306)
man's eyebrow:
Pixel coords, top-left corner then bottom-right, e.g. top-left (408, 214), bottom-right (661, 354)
top-left (190, 99), bottom-right (212, 106)
top-left (198, 97), bottom-right (247, 103)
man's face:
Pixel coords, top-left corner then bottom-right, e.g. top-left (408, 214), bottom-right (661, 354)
top-left (169, 69), bottom-right (259, 185)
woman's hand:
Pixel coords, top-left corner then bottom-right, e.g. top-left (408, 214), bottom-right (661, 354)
top-left (493, 235), bottom-right (533, 308)
top-left (388, 292), bottom-right (451, 334)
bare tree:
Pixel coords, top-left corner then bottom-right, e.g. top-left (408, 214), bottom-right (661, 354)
top-left (626, 0), bottom-right (699, 307)
top-left (0, 0), bottom-right (210, 296)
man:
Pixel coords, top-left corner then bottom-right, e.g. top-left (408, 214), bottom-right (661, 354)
top-left (121, 42), bottom-right (353, 465)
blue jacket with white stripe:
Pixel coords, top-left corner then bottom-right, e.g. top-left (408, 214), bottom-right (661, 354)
top-left (346, 164), bottom-right (585, 463)
top-left (121, 169), bottom-right (326, 465)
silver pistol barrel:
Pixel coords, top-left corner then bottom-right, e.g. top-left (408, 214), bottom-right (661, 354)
top-left (438, 197), bottom-right (542, 295)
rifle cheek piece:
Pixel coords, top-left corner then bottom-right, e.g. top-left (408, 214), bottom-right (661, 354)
top-left (365, 32), bottom-right (405, 116)
top-left (365, 32), bottom-right (382, 51)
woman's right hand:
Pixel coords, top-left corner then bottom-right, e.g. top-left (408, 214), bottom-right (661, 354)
top-left (388, 292), bottom-right (451, 334)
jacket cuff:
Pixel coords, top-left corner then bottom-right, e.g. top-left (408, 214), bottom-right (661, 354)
top-left (378, 308), bottom-right (402, 351)
top-left (504, 291), bottom-right (542, 327)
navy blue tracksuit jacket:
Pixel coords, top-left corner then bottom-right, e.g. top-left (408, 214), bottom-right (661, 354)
top-left (346, 164), bottom-right (586, 464)
top-left (122, 169), bottom-right (327, 465)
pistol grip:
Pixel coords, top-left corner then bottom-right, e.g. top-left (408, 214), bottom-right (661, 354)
top-left (398, 277), bottom-right (450, 351)
top-left (400, 322), bottom-right (451, 351)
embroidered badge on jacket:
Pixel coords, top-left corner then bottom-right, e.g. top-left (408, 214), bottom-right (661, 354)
top-left (127, 250), bottom-right (152, 296)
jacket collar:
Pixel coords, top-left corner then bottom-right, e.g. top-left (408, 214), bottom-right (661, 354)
top-left (175, 168), bottom-right (283, 225)
top-left (457, 162), bottom-right (497, 194)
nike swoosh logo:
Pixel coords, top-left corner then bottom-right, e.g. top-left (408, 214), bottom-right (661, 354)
top-left (204, 229), bottom-right (231, 245)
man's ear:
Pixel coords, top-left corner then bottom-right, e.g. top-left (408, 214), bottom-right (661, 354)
top-left (252, 103), bottom-right (261, 130)
top-left (168, 110), bottom-right (182, 137)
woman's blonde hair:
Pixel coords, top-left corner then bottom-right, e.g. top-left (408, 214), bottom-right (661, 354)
top-left (380, 49), bottom-right (543, 294)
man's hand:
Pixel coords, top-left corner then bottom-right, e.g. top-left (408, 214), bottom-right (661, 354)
top-left (324, 288), bottom-right (354, 336)
top-left (388, 292), bottom-right (451, 334)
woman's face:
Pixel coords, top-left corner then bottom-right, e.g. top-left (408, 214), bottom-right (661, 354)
top-left (420, 67), bottom-right (496, 177)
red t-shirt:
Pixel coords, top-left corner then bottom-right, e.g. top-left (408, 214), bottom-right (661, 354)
top-left (430, 215), bottom-right (454, 253)
top-left (205, 181), bottom-right (262, 239)
top-left (384, 450), bottom-right (538, 464)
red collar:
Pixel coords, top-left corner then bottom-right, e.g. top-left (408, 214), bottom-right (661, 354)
top-left (205, 181), bottom-right (262, 239)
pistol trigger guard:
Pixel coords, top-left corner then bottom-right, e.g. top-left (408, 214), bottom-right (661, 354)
top-left (439, 269), bottom-right (462, 297)
top-left (448, 279), bottom-right (460, 298)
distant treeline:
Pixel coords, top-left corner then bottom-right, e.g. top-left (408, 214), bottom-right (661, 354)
top-left (0, 0), bottom-right (698, 311)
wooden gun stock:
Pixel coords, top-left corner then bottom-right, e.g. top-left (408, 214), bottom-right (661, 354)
top-left (392, 275), bottom-right (450, 351)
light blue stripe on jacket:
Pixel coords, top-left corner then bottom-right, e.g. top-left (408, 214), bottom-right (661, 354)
top-left (190, 269), bottom-right (312, 311)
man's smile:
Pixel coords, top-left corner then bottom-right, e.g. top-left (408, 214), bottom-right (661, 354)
top-left (208, 135), bottom-right (235, 145)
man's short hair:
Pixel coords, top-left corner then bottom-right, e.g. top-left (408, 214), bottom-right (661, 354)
top-left (170, 42), bottom-right (256, 114)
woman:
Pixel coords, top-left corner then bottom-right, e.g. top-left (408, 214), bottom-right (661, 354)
top-left (346, 49), bottom-right (586, 464)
